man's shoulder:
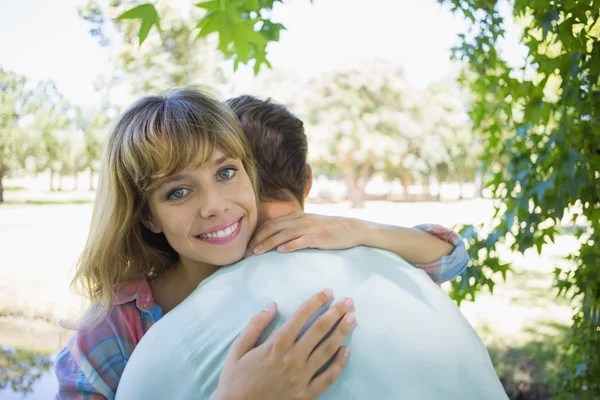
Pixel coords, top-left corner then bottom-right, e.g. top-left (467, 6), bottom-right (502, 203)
top-left (230, 246), bottom-right (409, 269)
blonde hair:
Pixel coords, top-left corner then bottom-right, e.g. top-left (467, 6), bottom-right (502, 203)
top-left (68, 88), bottom-right (258, 329)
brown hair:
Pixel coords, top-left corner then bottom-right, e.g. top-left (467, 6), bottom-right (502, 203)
top-left (68, 88), bottom-right (258, 329)
top-left (226, 95), bottom-right (308, 206)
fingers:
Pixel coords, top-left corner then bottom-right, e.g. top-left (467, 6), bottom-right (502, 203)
top-left (247, 221), bottom-right (290, 254)
top-left (248, 212), bottom-right (307, 254)
top-left (228, 302), bottom-right (278, 361)
top-left (307, 347), bottom-right (349, 397)
top-left (259, 228), bottom-right (314, 254)
top-left (295, 297), bottom-right (355, 356)
top-left (307, 310), bottom-right (356, 371)
top-left (276, 235), bottom-right (314, 253)
top-left (273, 289), bottom-right (334, 345)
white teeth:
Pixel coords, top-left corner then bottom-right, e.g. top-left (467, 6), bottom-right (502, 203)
top-left (200, 221), bottom-right (239, 240)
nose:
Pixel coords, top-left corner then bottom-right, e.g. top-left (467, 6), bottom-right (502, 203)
top-left (198, 188), bottom-right (229, 219)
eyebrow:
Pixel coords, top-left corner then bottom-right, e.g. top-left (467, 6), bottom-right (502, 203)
top-left (156, 172), bottom-right (193, 188)
top-left (212, 155), bottom-right (228, 167)
top-left (155, 156), bottom-right (232, 188)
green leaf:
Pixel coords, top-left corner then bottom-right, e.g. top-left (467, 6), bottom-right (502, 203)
top-left (115, 4), bottom-right (160, 46)
top-left (195, 1), bottom-right (221, 11)
top-left (534, 179), bottom-right (555, 202)
top-left (197, 11), bottom-right (223, 38)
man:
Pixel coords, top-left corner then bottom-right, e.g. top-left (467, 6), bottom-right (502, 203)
top-left (116, 96), bottom-right (507, 399)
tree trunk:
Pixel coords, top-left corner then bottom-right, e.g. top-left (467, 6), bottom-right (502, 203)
top-left (423, 173), bottom-right (432, 201)
top-left (474, 167), bottom-right (484, 198)
top-left (400, 172), bottom-right (411, 201)
top-left (58, 173), bottom-right (63, 192)
top-left (458, 177), bottom-right (465, 200)
top-left (0, 168), bottom-right (5, 203)
top-left (50, 169), bottom-right (56, 191)
top-left (351, 180), bottom-right (366, 208)
top-left (90, 168), bottom-right (95, 191)
top-left (74, 173), bottom-right (79, 191)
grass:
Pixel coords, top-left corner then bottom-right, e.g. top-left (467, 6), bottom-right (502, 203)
top-left (486, 320), bottom-right (569, 398)
top-left (4, 186), bottom-right (27, 192)
top-left (467, 240), bottom-right (578, 399)
top-left (1, 199), bottom-right (93, 206)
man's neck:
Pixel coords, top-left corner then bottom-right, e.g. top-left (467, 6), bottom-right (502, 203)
top-left (258, 200), bottom-right (302, 227)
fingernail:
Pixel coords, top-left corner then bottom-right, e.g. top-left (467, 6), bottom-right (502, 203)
top-left (345, 313), bottom-right (356, 325)
top-left (263, 301), bottom-right (276, 312)
top-left (323, 288), bottom-right (333, 298)
top-left (342, 347), bottom-right (350, 358)
top-left (254, 244), bottom-right (264, 254)
top-left (344, 298), bottom-right (354, 308)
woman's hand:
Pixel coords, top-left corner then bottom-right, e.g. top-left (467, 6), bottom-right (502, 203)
top-left (246, 211), bottom-right (364, 256)
top-left (212, 289), bottom-right (356, 400)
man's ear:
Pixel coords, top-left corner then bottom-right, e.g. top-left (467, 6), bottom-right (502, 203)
top-left (141, 211), bottom-right (162, 234)
top-left (303, 164), bottom-right (313, 199)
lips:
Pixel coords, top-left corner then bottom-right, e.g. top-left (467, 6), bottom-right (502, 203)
top-left (195, 218), bottom-right (243, 245)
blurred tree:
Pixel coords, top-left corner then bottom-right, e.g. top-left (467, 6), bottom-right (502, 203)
top-left (303, 61), bottom-right (422, 207)
top-left (30, 81), bottom-right (72, 191)
top-left (79, 0), bottom-right (226, 97)
top-left (0, 68), bottom-right (31, 203)
top-left (73, 106), bottom-right (112, 190)
top-left (439, 0), bottom-right (600, 395)
top-left (0, 346), bottom-right (53, 395)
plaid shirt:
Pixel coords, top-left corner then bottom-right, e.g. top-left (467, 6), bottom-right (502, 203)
top-left (54, 224), bottom-right (467, 400)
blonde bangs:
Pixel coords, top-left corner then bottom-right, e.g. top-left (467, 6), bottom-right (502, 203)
top-left (116, 91), bottom-right (254, 197)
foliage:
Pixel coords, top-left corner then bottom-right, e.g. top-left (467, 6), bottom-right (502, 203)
top-left (438, 0), bottom-right (600, 396)
top-left (115, 0), bottom-right (289, 74)
top-left (0, 346), bottom-right (53, 395)
top-left (0, 68), bottom-right (31, 203)
top-left (29, 81), bottom-right (73, 191)
top-left (301, 61), bottom-right (475, 206)
top-left (73, 106), bottom-right (112, 190)
top-left (79, 0), bottom-right (229, 96)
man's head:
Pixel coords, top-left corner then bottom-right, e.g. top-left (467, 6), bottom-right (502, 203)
top-left (226, 95), bottom-right (312, 212)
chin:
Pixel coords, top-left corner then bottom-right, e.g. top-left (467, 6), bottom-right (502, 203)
top-left (216, 250), bottom-right (245, 266)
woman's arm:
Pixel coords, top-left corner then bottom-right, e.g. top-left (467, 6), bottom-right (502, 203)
top-left (247, 211), bottom-right (468, 283)
top-left (357, 220), bottom-right (453, 265)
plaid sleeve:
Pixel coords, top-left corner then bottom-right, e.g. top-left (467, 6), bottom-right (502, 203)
top-left (54, 304), bottom-right (146, 400)
top-left (412, 224), bottom-right (468, 284)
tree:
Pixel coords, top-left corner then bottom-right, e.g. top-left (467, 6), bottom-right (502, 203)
top-left (79, 0), bottom-right (227, 98)
top-left (409, 85), bottom-right (476, 199)
top-left (30, 81), bottom-right (72, 191)
top-left (0, 347), bottom-right (52, 395)
top-left (438, 0), bottom-right (600, 396)
top-left (303, 61), bottom-right (423, 207)
top-left (0, 68), bottom-right (31, 203)
top-left (73, 105), bottom-right (112, 190)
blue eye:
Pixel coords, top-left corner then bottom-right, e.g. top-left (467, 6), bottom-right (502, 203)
top-left (167, 188), bottom-right (189, 200)
top-left (218, 167), bottom-right (237, 181)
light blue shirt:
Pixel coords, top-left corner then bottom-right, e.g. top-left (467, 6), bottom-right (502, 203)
top-left (117, 247), bottom-right (507, 400)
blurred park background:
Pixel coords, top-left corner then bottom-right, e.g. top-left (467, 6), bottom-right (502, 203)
top-left (1, 0), bottom-right (598, 399)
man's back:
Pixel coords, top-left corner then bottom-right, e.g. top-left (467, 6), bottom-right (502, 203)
top-left (117, 247), bottom-right (507, 400)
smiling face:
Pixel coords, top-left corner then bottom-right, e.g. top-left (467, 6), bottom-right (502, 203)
top-left (144, 150), bottom-right (258, 270)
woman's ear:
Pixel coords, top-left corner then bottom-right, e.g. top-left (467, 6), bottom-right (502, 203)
top-left (141, 211), bottom-right (162, 234)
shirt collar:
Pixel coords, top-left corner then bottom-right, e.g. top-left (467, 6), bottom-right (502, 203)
top-left (113, 278), bottom-right (155, 311)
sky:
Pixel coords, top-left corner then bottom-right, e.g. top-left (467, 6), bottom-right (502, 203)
top-left (0, 0), bottom-right (526, 106)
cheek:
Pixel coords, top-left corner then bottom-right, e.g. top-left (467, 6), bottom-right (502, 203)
top-left (153, 206), bottom-right (192, 237)
top-left (234, 179), bottom-right (257, 224)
